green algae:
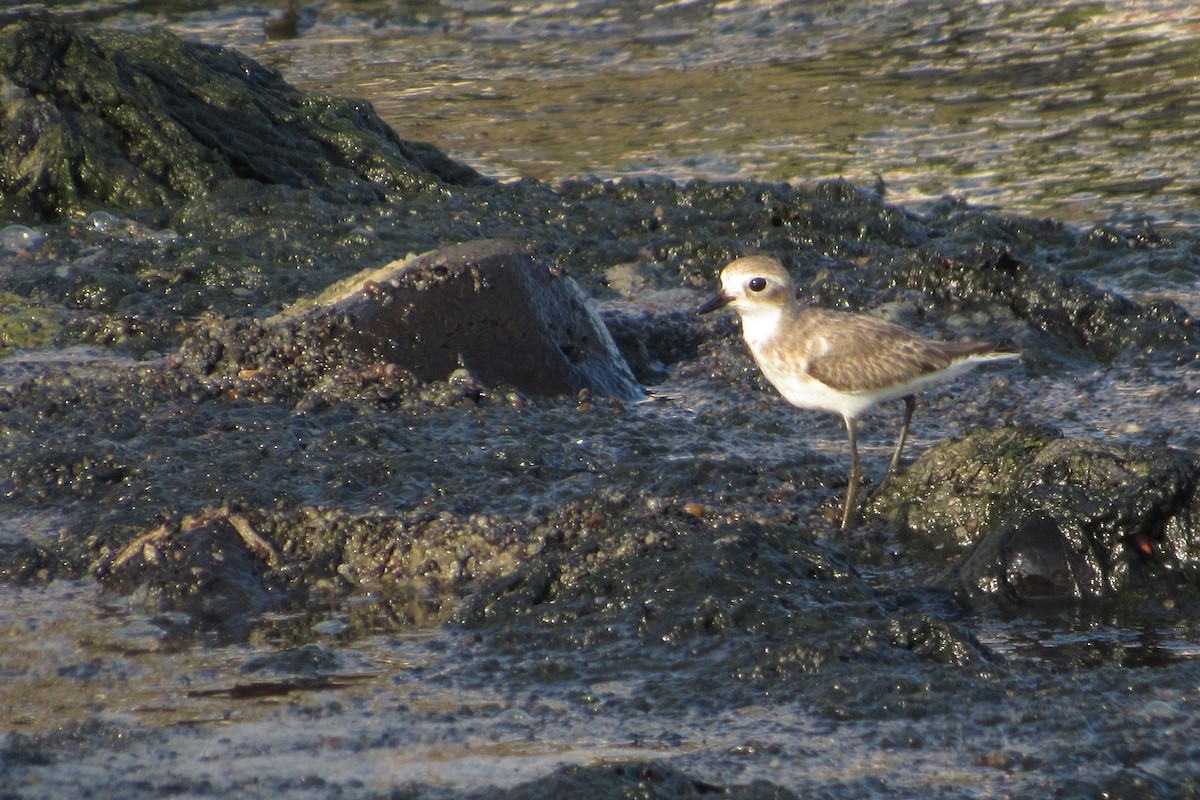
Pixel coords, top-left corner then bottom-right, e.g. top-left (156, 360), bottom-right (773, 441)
top-left (0, 19), bottom-right (485, 223)
top-left (871, 424), bottom-right (1062, 549)
top-left (0, 291), bottom-right (64, 354)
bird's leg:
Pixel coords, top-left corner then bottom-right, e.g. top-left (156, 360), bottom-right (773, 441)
top-left (886, 395), bottom-right (916, 480)
top-left (841, 416), bottom-right (861, 530)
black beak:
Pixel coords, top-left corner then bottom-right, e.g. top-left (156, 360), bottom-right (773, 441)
top-left (698, 290), bottom-right (734, 315)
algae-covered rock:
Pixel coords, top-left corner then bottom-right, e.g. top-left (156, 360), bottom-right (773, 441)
top-left (452, 495), bottom-right (986, 680)
top-left (887, 244), bottom-right (1199, 363)
top-left (960, 438), bottom-right (1197, 604)
top-left (0, 19), bottom-right (486, 221)
top-left (874, 425), bottom-right (1200, 605)
top-left (871, 424), bottom-right (1063, 549)
top-left (0, 290), bottom-right (64, 354)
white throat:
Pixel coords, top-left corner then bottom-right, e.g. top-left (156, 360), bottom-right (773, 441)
top-left (735, 303), bottom-right (784, 348)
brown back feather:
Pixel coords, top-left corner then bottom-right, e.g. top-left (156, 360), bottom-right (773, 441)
top-left (790, 310), bottom-right (1004, 393)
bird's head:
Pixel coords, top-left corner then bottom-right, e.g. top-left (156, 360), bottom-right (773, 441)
top-left (698, 255), bottom-right (796, 316)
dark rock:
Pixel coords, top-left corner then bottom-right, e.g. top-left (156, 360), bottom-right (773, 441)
top-left (885, 614), bottom-right (987, 666)
top-left (997, 514), bottom-right (1099, 601)
top-left (871, 424), bottom-right (1062, 549)
top-left (451, 496), bottom-right (991, 696)
top-left (600, 305), bottom-right (709, 385)
top-left (874, 425), bottom-right (1200, 606)
top-left (269, 239), bottom-right (644, 400)
top-left (0, 19), bottom-right (487, 221)
top-left (241, 644), bottom-right (340, 676)
top-left (94, 507), bottom-right (281, 635)
top-left (456, 510), bottom-right (874, 649)
top-left (488, 761), bottom-right (799, 800)
top-left (887, 244), bottom-right (1200, 364)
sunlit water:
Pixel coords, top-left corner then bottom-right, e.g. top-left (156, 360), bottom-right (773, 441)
top-left (92, 0), bottom-right (1200, 241)
top-left (4, 2), bottom-right (1200, 796)
top-left (7, 579), bottom-right (1200, 797)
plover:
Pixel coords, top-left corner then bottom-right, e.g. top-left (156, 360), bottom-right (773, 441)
top-left (699, 254), bottom-right (1018, 530)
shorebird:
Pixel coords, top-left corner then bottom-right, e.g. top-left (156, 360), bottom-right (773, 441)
top-left (699, 254), bottom-right (1018, 530)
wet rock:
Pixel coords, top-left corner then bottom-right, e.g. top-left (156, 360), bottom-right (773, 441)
top-left (0, 430), bottom-right (141, 508)
top-left (0, 19), bottom-right (486, 221)
top-left (600, 305), bottom-right (709, 385)
top-left (94, 507), bottom-right (281, 635)
top-left (170, 311), bottom-right (506, 412)
top-left (257, 503), bottom-right (548, 630)
top-left (0, 14), bottom-right (1192, 378)
top-left (887, 243), bottom-right (1200, 364)
top-left (0, 15), bottom-right (1197, 800)
top-left (256, 239), bottom-right (643, 400)
top-left (0, 224), bottom-right (47, 254)
top-left (874, 425), bottom-right (1200, 606)
top-left (456, 509), bottom-right (873, 646)
top-left (452, 495), bottom-right (992, 697)
top-left (994, 514), bottom-right (1099, 602)
top-left (885, 614), bottom-right (987, 666)
top-left (871, 424), bottom-right (1063, 549)
top-left (0, 289), bottom-right (68, 355)
top-left (489, 761), bottom-right (799, 800)
top-left (241, 644), bottom-right (340, 676)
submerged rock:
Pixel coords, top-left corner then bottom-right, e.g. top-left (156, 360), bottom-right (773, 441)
top-left (490, 761), bottom-right (799, 800)
top-left (0, 19), bottom-right (486, 221)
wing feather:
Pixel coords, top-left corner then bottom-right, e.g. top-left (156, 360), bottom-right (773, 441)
top-left (775, 310), bottom-right (1001, 393)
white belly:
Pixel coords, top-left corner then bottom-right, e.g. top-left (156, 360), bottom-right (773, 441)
top-left (757, 354), bottom-right (983, 420)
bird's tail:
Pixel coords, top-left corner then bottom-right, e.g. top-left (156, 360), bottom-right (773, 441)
top-left (943, 340), bottom-right (1020, 362)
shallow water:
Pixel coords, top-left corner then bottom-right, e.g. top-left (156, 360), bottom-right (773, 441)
top-left (4, 2), bottom-right (1200, 798)
top-left (8, 577), bottom-right (1200, 798)
top-left (95, 0), bottom-right (1200, 244)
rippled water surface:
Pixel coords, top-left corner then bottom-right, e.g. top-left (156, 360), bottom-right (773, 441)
top-left (91, 0), bottom-right (1200, 233)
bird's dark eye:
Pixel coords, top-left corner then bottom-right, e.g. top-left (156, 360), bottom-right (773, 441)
top-left (748, 277), bottom-right (767, 292)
